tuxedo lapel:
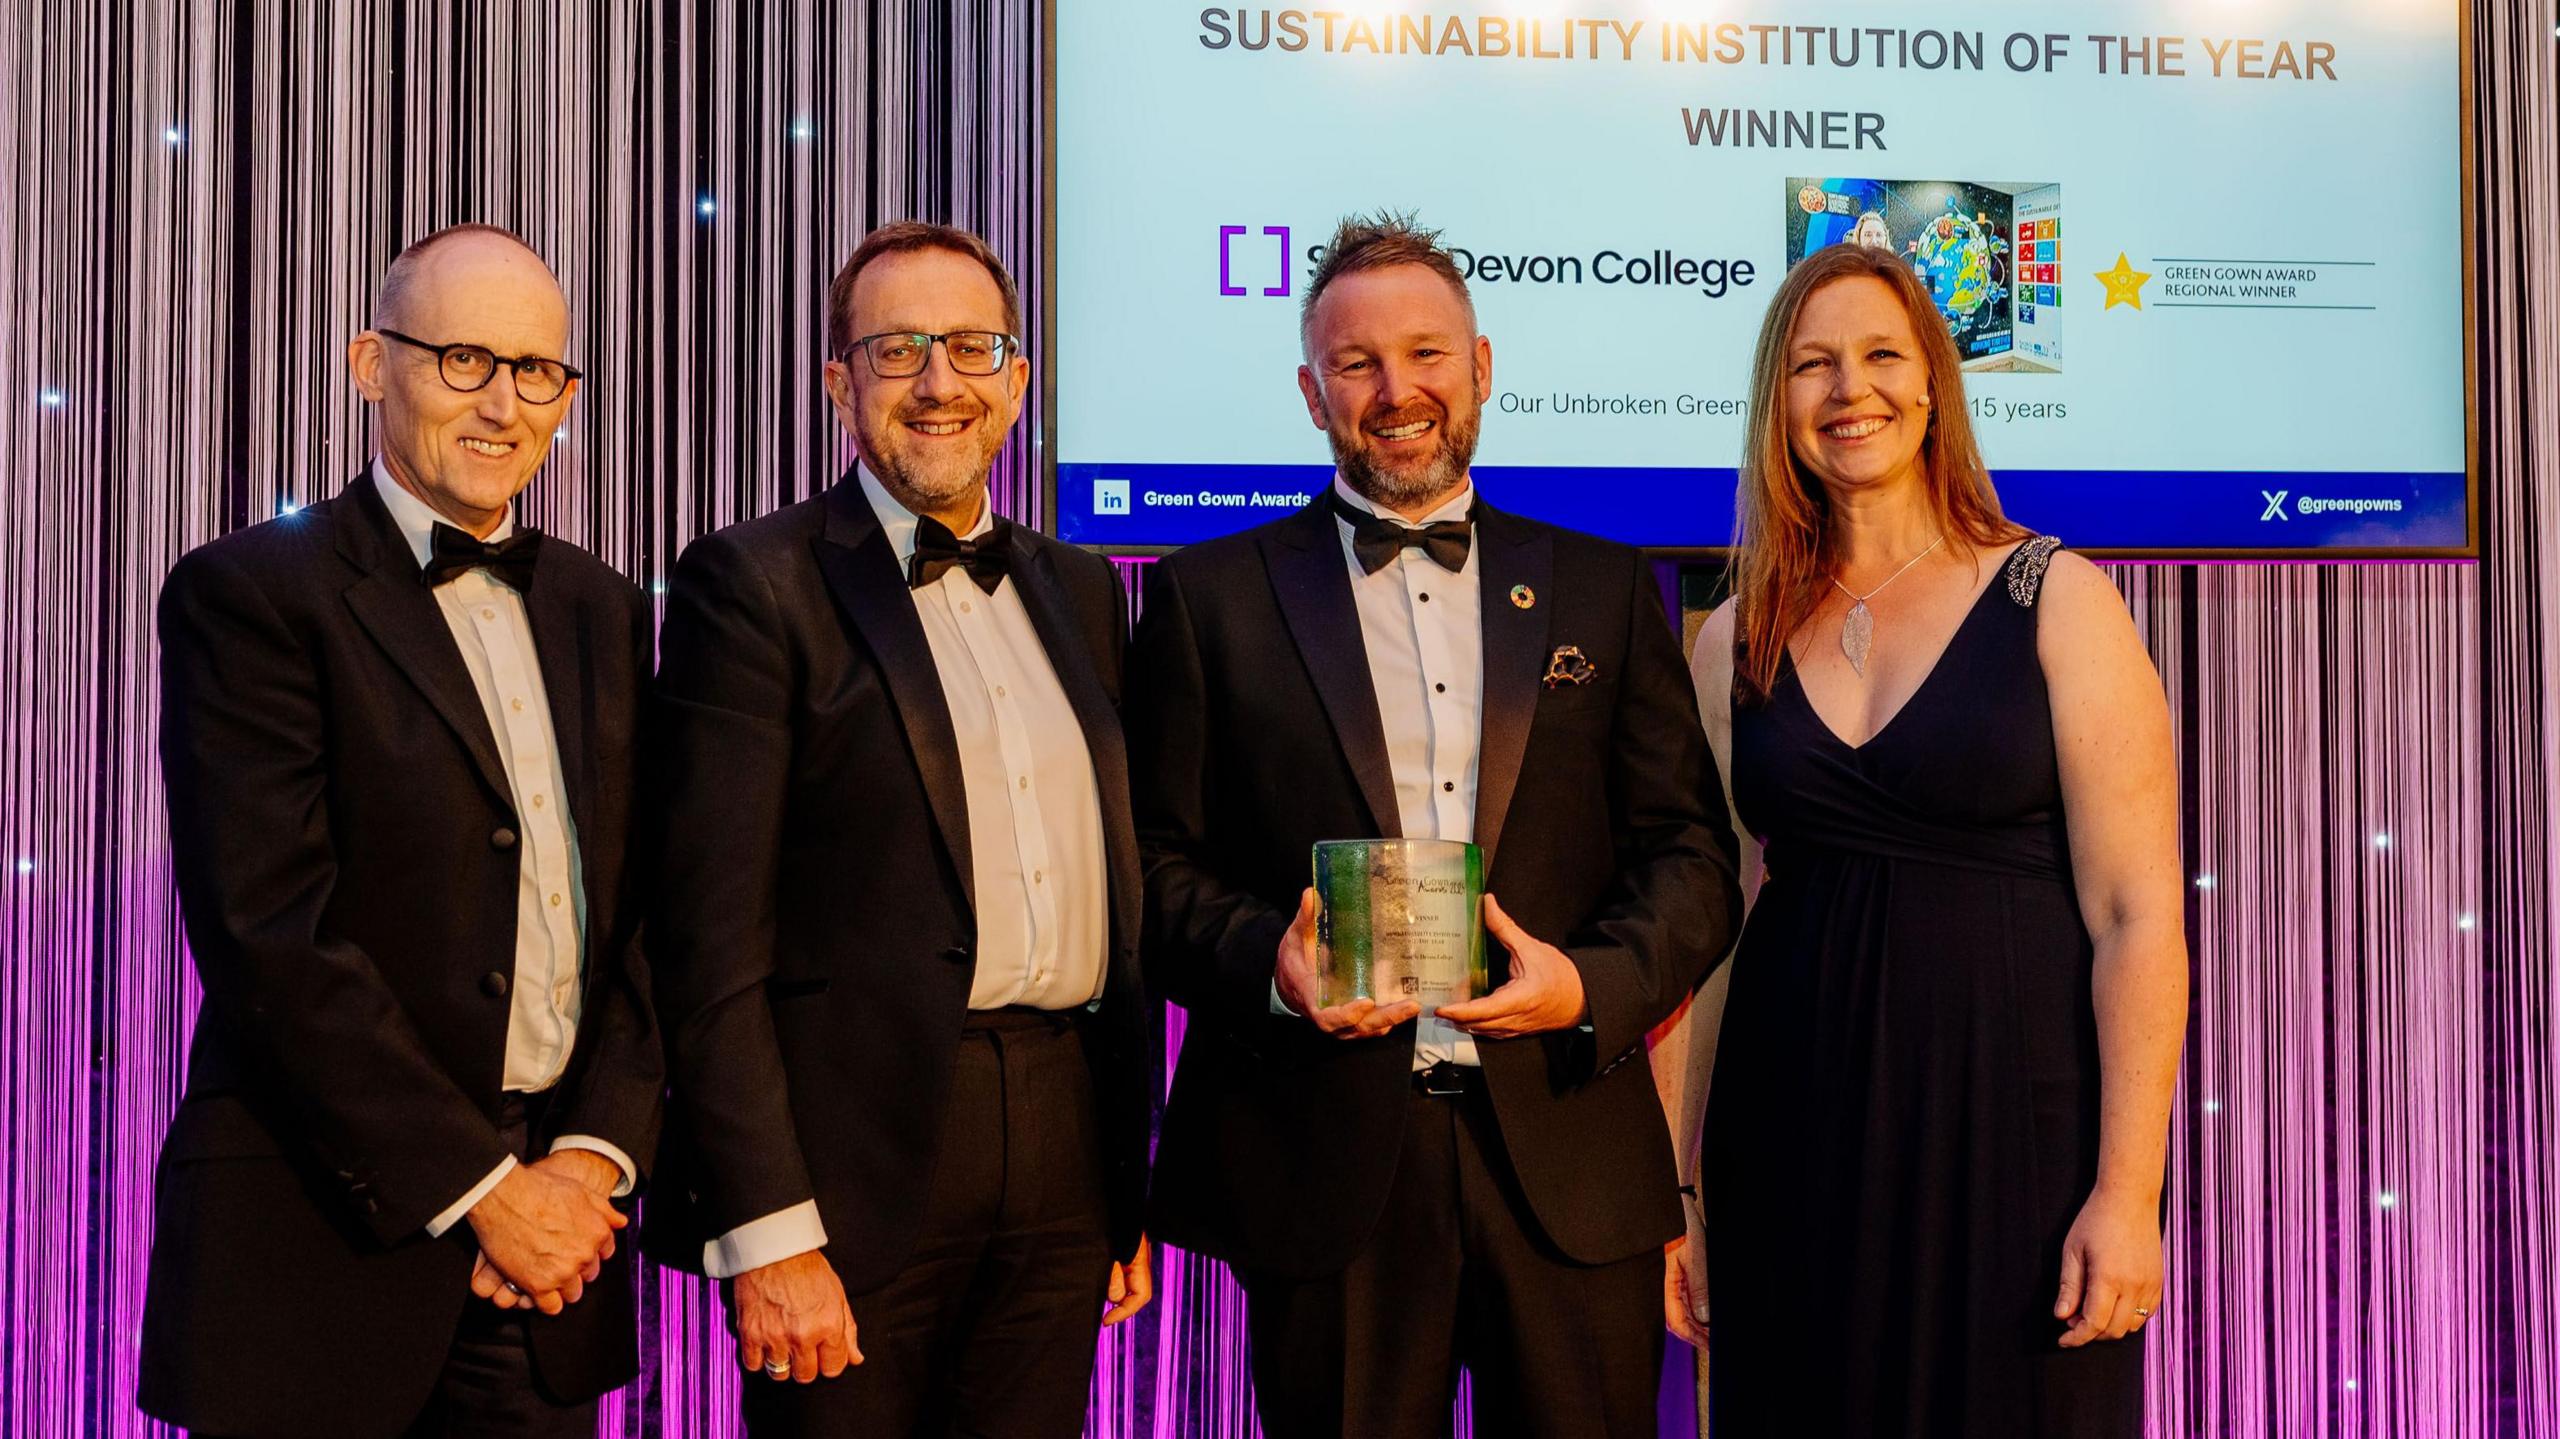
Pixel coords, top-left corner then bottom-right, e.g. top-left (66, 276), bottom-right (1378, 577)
top-left (335, 474), bottom-right (516, 811)
top-left (1005, 533), bottom-right (1141, 955)
top-left (812, 480), bottom-right (976, 910)
top-left (1470, 505), bottom-right (1552, 876)
top-left (1262, 503), bottom-right (1400, 839)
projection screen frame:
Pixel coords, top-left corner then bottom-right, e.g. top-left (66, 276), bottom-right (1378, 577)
top-left (1037, 3), bottom-right (2478, 563)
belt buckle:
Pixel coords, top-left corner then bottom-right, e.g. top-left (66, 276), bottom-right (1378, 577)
top-left (1416, 1061), bottom-right (1468, 1098)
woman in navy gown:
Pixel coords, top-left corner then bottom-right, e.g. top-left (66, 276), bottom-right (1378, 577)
top-left (1691, 242), bottom-right (2188, 1436)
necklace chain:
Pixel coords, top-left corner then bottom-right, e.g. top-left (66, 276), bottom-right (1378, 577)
top-left (1830, 535), bottom-right (1945, 604)
top-left (1828, 535), bottom-right (1943, 678)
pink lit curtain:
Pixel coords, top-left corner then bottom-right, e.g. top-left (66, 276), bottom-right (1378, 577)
top-left (1, 3), bottom-right (2554, 1436)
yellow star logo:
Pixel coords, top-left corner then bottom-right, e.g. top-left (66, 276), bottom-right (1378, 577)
top-left (2096, 253), bottom-right (2152, 311)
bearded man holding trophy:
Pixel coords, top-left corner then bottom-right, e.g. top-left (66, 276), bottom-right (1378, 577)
top-left (1127, 212), bottom-right (1743, 1439)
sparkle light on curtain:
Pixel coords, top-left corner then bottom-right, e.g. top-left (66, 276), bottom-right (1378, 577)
top-left (1, 4), bottom-right (2554, 1437)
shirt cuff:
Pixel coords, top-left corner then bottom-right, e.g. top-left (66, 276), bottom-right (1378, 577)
top-left (704, 1201), bottom-right (829, 1280)
top-left (427, 1154), bottom-right (518, 1238)
top-left (1270, 979), bottom-right (1299, 1017)
top-left (548, 1135), bottom-right (639, 1198)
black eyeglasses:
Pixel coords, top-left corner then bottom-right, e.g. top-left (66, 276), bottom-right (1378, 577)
top-left (376, 328), bottom-right (583, 405)
top-left (841, 330), bottom-right (1019, 379)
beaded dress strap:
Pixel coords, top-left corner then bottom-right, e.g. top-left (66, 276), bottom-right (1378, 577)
top-left (2005, 535), bottom-right (2065, 607)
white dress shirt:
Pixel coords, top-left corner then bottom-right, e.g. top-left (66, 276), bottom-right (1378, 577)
top-left (1322, 477), bottom-right (1488, 1068)
top-left (701, 468), bottom-right (1109, 1278)
top-left (371, 462), bottom-right (636, 1236)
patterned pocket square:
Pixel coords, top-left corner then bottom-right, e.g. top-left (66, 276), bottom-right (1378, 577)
top-left (1543, 644), bottom-right (1599, 689)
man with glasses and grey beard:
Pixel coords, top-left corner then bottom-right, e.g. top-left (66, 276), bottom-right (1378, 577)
top-left (144, 224), bottom-right (662, 1436)
top-left (1128, 212), bottom-right (1741, 1438)
top-left (649, 221), bottom-right (1153, 1437)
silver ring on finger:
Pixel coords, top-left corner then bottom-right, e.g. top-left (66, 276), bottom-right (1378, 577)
top-left (763, 1359), bottom-right (792, 1378)
top-left (2133, 1306), bottom-right (2153, 1319)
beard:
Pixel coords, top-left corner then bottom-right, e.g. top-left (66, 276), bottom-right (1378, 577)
top-left (858, 399), bottom-right (1007, 511)
top-left (1326, 387), bottom-right (1483, 511)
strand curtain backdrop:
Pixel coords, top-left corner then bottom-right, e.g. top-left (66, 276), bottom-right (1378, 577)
top-left (0, 3), bottom-right (2554, 1436)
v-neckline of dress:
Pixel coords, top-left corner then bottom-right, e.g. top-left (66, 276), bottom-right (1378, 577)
top-left (1781, 550), bottom-right (2017, 755)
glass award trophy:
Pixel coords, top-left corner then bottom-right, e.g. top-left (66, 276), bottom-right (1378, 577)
top-left (1311, 838), bottom-right (1488, 1012)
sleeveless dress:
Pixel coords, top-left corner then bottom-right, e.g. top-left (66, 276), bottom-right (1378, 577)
top-left (1704, 537), bottom-right (2144, 1437)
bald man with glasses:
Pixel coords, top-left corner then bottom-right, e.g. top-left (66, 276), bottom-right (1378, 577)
top-left (143, 223), bottom-right (661, 1437)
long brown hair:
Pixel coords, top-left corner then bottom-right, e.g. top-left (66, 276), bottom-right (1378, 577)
top-left (1730, 242), bottom-right (2024, 703)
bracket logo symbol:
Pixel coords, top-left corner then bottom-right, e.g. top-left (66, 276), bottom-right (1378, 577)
top-left (1219, 225), bottom-right (1291, 297)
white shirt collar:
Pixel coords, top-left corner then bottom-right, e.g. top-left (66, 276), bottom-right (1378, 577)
top-left (1329, 474), bottom-right (1477, 529)
top-left (856, 465), bottom-right (995, 565)
top-left (370, 456), bottom-right (516, 572)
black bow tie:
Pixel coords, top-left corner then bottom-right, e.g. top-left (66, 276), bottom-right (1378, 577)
top-left (909, 515), bottom-right (1013, 595)
top-left (1329, 492), bottom-right (1473, 575)
top-left (422, 523), bottom-right (543, 592)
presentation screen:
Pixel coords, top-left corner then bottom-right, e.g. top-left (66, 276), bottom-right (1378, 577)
top-left (1048, 1), bottom-right (2470, 555)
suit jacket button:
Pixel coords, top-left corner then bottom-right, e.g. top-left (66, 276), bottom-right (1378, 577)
top-left (491, 827), bottom-right (518, 850)
top-left (941, 946), bottom-right (971, 965)
top-left (481, 971), bottom-right (510, 998)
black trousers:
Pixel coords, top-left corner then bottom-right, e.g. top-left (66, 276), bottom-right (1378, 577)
top-left (743, 1007), bottom-right (1115, 1439)
top-left (1241, 1078), bottom-right (1664, 1439)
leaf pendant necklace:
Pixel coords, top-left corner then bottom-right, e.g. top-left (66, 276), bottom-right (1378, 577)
top-left (1830, 536), bottom-right (1944, 676)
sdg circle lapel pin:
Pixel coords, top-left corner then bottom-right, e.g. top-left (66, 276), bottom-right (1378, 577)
top-left (1509, 584), bottom-right (1535, 609)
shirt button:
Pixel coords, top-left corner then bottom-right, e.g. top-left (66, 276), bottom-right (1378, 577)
top-left (1419, 592), bottom-right (1431, 603)
top-left (549, 893), bottom-right (564, 908)
top-left (1018, 776), bottom-right (1029, 790)
top-left (1435, 682), bottom-right (1447, 694)
top-left (1034, 870), bottom-right (1045, 884)
top-left (994, 684), bottom-right (1007, 698)
top-left (1442, 781), bottom-right (1455, 793)
top-left (959, 600), bottom-right (973, 614)
top-left (510, 697), bottom-right (525, 713)
top-left (479, 607), bottom-right (496, 621)
top-left (531, 794), bottom-right (545, 810)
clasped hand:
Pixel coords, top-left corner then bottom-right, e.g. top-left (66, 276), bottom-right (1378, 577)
top-left (467, 1151), bottom-right (626, 1315)
top-left (1275, 889), bottom-right (1586, 1040)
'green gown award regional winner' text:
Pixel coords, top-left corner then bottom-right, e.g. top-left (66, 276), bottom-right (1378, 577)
top-left (1312, 838), bottom-right (1488, 1012)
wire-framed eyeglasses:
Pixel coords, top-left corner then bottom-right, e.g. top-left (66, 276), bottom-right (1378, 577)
top-left (841, 330), bottom-right (1019, 379)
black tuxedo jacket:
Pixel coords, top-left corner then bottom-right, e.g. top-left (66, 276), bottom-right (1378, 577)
top-left (140, 472), bottom-right (663, 1437)
top-left (1131, 499), bottom-right (1741, 1277)
top-left (646, 472), bottom-right (1151, 1292)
